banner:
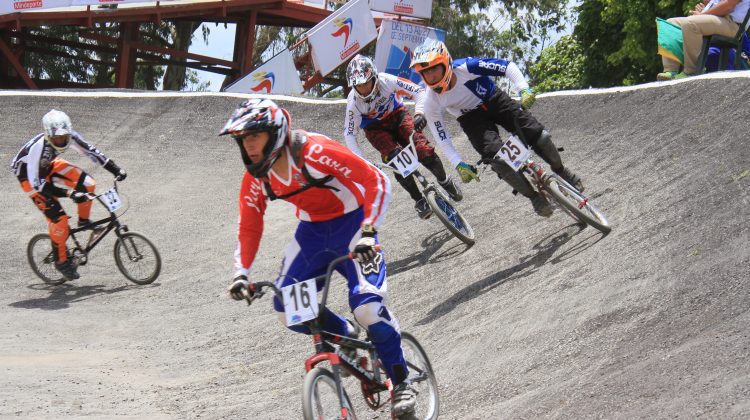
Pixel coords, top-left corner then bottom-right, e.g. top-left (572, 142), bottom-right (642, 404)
top-left (0, 0), bottom-right (72, 15)
top-left (373, 19), bottom-right (445, 85)
top-left (224, 49), bottom-right (304, 95)
top-left (369, 0), bottom-right (432, 19)
top-left (71, 0), bottom-right (174, 5)
top-left (307, 0), bottom-right (377, 77)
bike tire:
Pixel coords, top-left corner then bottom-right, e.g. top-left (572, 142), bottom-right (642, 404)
top-left (424, 189), bottom-right (475, 246)
top-left (302, 367), bottom-right (355, 420)
top-left (401, 332), bottom-right (440, 420)
top-left (113, 231), bottom-right (161, 285)
top-left (544, 174), bottom-right (612, 234)
top-left (27, 234), bottom-right (67, 285)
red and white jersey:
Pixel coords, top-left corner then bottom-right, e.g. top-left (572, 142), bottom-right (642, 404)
top-left (234, 131), bottom-right (392, 276)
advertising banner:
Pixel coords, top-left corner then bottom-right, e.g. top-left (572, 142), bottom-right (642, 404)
top-left (1, 0), bottom-right (72, 15)
top-left (373, 19), bottom-right (445, 85)
top-left (369, 0), bottom-right (432, 19)
top-left (307, 0), bottom-right (377, 77)
top-left (224, 49), bottom-right (304, 95)
top-left (71, 0), bottom-right (174, 5)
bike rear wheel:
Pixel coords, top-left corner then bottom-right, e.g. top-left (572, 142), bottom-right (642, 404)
top-left (401, 332), bottom-right (439, 420)
top-left (302, 367), bottom-right (355, 420)
top-left (544, 174), bottom-right (611, 234)
top-left (27, 234), bottom-right (66, 285)
top-left (424, 189), bottom-right (475, 246)
top-left (113, 231), bottom-right (161, 284)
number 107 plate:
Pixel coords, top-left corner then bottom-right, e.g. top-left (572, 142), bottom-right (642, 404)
top-left (282, 278), bottom-right (319, 326)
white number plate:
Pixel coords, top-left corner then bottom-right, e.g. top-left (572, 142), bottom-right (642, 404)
top-left (495, 134), bottom-right (531, 171)
top-left (100, 188), bottom-right (122, 212)
top-left (282, 278), bottom-right (319, 326)
top-left (386, 142), bottom-right (420, 177)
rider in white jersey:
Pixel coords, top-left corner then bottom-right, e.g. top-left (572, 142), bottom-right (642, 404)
top-left (343, 55), bottom-right (464, 219)
top-left (410, 39), bottom-right (585, 217)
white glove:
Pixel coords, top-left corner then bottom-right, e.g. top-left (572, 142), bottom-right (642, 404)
top-left (228, 275), bottom-right (250, 301)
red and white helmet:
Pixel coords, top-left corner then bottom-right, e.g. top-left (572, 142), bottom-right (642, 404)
top-left (219, 98), bottom-right (291, 177)
top-left (346, 55), bottom-right (379, 102)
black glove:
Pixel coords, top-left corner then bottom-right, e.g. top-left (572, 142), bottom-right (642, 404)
top-left (228, 275), bottom-right (251, 301)
top-left (104, 160), bottom-right (127, 181)
top-left (353, 224), bottom-right (377, 263)
top-left (69, 190), bottom-right (91, 203)
top-left (413, 113), bottom-right (427, 132)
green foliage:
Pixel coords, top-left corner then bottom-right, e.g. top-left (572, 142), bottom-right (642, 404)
top-left (573, 0), bottom-right (695, 87)
top-left (528, 35), bottom-right (586, 92)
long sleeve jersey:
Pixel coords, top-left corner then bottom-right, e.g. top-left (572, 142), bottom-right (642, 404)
top-left (423, 57), bottom-right (529, 167)
top-left (10, 132), bottom-right (110, 197)
top-left (344, 72), bottom-right (426, 157)
top-left (234, 131), bottom-right (392, 277)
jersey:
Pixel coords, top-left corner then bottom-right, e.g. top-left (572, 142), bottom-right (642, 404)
top-left (344, 72), bottom-right (426, 157)
top-left (234, 131), bottom-right (392, 277)
top-left (10, 132), bottom-right (110, 197)
top-left (422, 57), bottom-right (529, 166)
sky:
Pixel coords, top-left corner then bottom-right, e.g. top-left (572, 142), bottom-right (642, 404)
top-left (188, 23), bottom-right (237, 92)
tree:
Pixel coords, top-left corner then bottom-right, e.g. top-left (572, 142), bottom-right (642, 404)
top-left (528, 35), bottom-right (586, 92)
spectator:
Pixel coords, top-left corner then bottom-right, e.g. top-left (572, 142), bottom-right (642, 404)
top-left (705, 32), bottom-right (750, 70)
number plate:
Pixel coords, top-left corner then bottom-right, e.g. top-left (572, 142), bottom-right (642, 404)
top-left (495, 134), bottom-right (531, 171)
top-left (386, 142), bottom-right (420, 177)
top-left (281, 278), bottom-right (319, 326)
top-left (100, 188), bottom-right (122, 212)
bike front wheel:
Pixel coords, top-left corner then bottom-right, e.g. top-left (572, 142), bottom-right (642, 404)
top-left (544, 174), bottom-right (612, 234)
top-left (401, 332), bottom-right (439, 420)
top-left (424, 189), bottom-right (475, 246)
top-left (113, 231), bottom-right (161, 284)
top-left (27, 234), bottom-right (66, 285)
top-left (302, 367), bottom-right (355, 420)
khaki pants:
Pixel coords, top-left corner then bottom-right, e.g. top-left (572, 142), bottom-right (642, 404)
top-left (663, 14), bottom-right (739, 74)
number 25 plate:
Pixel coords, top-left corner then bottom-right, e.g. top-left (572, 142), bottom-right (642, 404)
top-left (282, 278), bottom-right (319, 326)
top-left (100, 188), bottom-right (122, 212)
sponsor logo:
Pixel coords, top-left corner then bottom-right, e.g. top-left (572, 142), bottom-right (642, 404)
top-left (340, 42), bottom-right (360, 61)
top-left (249, 71), bottom-right (275, 94)
top-left (243, 179), bottom-right (264, 213)
top-left (291, 314), bottom-right (302, 324)
top-left (434, 121), bottom-right (449, 141)
top-left (14, 0), bottom-right (42, 10)
top-left (360, 252), bottom-right (383, 275)
top-left (475, 84), bottom-right (487, 96)
top-left (346, 110), bottom-right (356, 135)
top-left (304, 143), bottom-right (352, 178)
top-left (331, 17), bottom-right (353, 45)
top-left (478, 60), bottom-right (507, 73)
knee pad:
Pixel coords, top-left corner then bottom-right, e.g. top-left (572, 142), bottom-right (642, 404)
top-left (490, 160), bottom-right (535, 198)
top-left (354, 302), bottom-right (400, 332)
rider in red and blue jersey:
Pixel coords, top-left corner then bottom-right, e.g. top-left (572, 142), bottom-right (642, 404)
top-left (222, 99), bottom-right (416, 416)
top-left (410, 39), bottom-right (585, 217)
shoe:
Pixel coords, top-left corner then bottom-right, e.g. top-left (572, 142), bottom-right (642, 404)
top-left (414, 198), bottom-right (432, 219)
top-left (656, 71), bottom-right (679, 81)
top-left (392, 382), bottom-right (417, 416)
top-left (339, 320), bottom-right (361, 378)
top-left (673, 72), bottom-right (694, 80)
top-left (78, 218), bottom-right (92, 229)
top-left (554, 167), bottom-right (584, 192)
top-left (438, 177), bottom-right (463, 201)
top-left (531, 194), bottom-right (553, 218)
top-left (54, 259), bottom-right (80, 280)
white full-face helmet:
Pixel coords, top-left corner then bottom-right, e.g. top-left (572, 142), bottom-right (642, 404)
top-left (346, 55), bottom-right (379, 102)
top-left (42, 109), bottom-right (73, 151)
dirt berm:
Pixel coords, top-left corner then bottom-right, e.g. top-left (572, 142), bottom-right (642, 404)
top-left (0, 76), bottom-right (748, 419)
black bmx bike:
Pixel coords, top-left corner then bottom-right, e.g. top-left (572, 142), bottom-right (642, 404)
top-left (380, 133), bottom-right (475, 246)
top-left (480, 133), bottom-right (611, 233)
top-left (245, 251), bottom-right (439, 420)
top-left (27, 181), bottom-right (161, 285)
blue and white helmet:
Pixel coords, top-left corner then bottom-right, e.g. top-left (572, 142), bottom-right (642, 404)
top-left (346, 55), bottom-right (379, 102)
top-left (219, 98), bottom-right (290, 177)
top-left (42, 109), bottom-right (72, 151)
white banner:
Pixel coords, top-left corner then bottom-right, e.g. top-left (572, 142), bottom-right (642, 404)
top-left (0, 0), bottom-right (72, 15)
top-left (71, 0), bottom-right (173, 5)
top-left (307, 0), bottom-right (377, 77)
top-left (374, 19), bottom-right (445, 85)
top-left (369, 0), bottom-right (432, 19)
top-left (224, 49), bottom-right (304, 95)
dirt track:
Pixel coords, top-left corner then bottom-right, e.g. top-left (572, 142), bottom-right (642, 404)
top-left (0, 77), bottom-right (748, 419)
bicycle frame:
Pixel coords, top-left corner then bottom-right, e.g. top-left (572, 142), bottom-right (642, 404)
top-left (67, 182), bottom-right (129, 265)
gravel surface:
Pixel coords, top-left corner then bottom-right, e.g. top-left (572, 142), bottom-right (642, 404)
top-left (0, 77), bottom-right (748, 419)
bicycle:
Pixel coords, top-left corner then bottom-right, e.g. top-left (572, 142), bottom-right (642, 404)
top-left (245, 251), bottom-right (440, 420)
top-left (479, 133), bottom-right (611, 234)
top-left (27, 181), bottom-right (162, 285)
top-left (379, 132), bottom-right (475, 246)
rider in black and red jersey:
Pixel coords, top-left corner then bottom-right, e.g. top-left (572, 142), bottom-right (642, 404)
top-left (10, 109), bottom-right (127, 280)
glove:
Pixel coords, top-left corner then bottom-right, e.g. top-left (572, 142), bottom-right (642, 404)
top-left (520, 87), bottom-right (536, 109)
top-left (69, 190), bottom-right (92, 203)
top-left (456, 162), bottom-right (480, 183)
top-left (353, 224), bottom-right (377, 263)
top-left (228, 275), bottom-right (251, 301)
top-left (104, 160), bottom-right (127, 181)
top-left (413, 112), bottom-right (427, 132)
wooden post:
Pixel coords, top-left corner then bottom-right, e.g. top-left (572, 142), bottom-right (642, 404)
top-left (116, 22), bottom-right (139, 88)
top-left (241, 10), bottom-right (258, 75)
top-left (0, 35), bottom-right (37, 89)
